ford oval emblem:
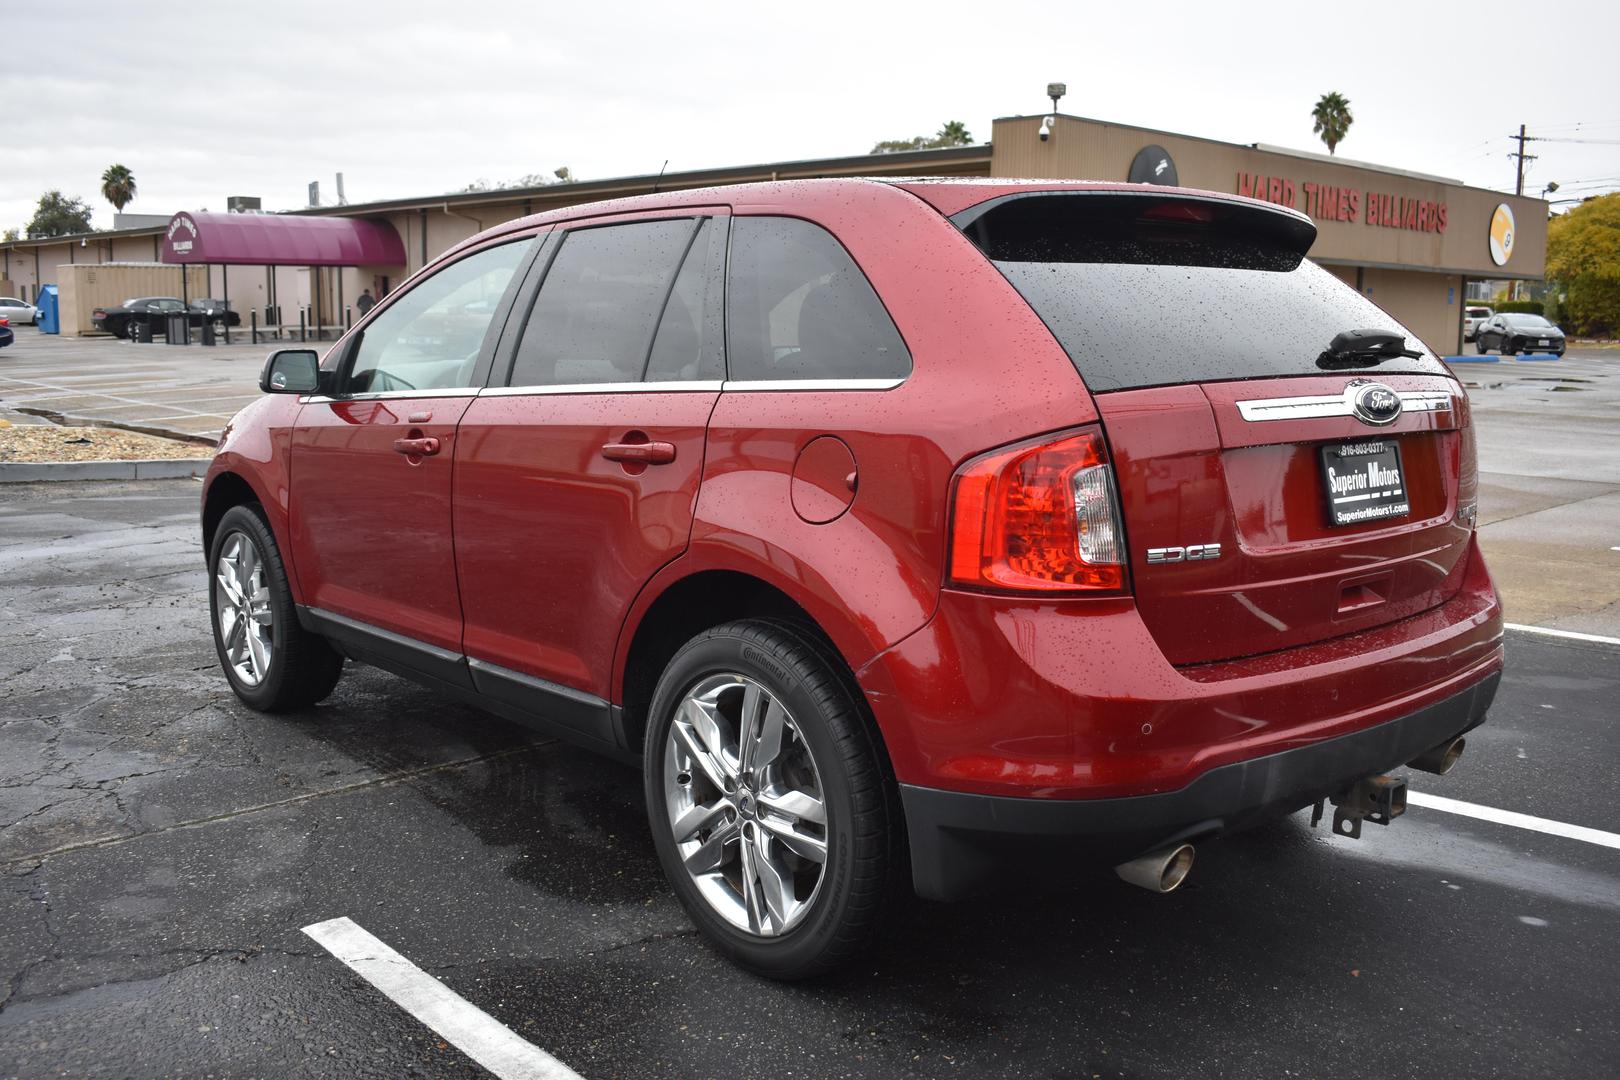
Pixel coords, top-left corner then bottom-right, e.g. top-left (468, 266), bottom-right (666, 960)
top-left (1351, 382), bottom-right (1402, 426)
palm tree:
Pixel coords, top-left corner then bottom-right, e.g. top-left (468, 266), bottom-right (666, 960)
top-left (935, 121), bottom-right (973, 147)
top-left (100, 164), bottom-right (137, 213)
top-left (1310, 93), bottom-right (1353, 156)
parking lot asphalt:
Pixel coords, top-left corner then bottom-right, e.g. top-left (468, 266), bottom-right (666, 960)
top-left (0, 332), bottom-right (330, 441)
top-left (1, 479), bottom-right (1617, 1079)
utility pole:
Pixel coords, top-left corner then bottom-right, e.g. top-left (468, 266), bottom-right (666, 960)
top-left (1509, 124), bottom-right (1537, 196)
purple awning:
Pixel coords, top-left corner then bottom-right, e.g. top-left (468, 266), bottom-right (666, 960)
top-left (160, 211), bottom-right (405, 267)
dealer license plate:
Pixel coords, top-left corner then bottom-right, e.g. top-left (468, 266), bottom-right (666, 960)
top-left (1538, 339), bottom-right (1551, 346)
top-left (1320, 440), bottom-right (1410, 526)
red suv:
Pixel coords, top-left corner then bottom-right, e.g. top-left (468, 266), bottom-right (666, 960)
top-left (203, 179), bottom-right (1503, 977)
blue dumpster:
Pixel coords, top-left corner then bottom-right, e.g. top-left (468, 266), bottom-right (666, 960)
top-left (36, 284), bottom-right (60, 334)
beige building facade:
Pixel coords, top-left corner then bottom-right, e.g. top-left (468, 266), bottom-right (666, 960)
top-left (1, 114), bottom-right (1545, 352)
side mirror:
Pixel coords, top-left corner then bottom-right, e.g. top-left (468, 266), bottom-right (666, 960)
top-left (260, 348), bottom-right (321, 394)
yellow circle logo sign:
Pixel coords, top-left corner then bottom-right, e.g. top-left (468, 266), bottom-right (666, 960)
top-left (1489, 203), bottom-right (1516, 266)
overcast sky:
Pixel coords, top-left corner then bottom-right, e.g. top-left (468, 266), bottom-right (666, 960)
top-left (6, 0), bottom-right (1617, 232)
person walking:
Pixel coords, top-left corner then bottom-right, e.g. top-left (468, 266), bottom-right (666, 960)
top-left (356, 288), bottom-right (376, 316)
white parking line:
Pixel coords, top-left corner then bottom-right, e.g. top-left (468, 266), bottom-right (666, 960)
top-left (1505, 622), bottom-right (1620, 647)
top-left (1406, 792), bottom-right (1620, 850)
top-left (302, 916), bottom-right (583, 1080)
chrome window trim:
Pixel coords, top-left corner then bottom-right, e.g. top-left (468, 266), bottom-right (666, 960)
top-left (479, 380), bottom-right (723, 397)
top-left (301, 387), bottom-right (483, 404)
top-left (473, 377), bottom-right (906, 397)
top-left (1236, 387), bottom-right (1453, 422)
top-left (720, 378), bottom-right (905, 392)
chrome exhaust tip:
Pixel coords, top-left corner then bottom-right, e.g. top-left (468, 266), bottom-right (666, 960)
top-left (1114, 843), bottom-right (1196, 894)
top-left (1409, 736), bottom-right (1466, 776)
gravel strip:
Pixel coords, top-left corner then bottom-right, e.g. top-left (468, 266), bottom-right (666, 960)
top-left (0, 423), bottom-right (214, 463)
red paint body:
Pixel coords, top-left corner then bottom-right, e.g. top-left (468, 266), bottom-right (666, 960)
top-left (205, 178), bottom-right (1503, 825)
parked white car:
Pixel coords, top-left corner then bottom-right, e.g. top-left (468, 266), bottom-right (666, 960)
top-left (0, 297), bottom-right (38, 325)
top-left (1463, 305), bottom-right (1493, 342)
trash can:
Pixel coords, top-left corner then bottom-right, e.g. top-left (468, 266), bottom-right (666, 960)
top-left (35, 284), bottom-right (60, 334)
top-left (165, 312), bottom-right (190, 344)
top-left (200, 317), bottom-right (216, 346)
top-left (134, 318), bottom-right (152, 343)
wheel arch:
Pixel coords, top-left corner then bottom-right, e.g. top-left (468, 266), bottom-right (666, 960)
top-left (613, 565), bottom-right (894, 771)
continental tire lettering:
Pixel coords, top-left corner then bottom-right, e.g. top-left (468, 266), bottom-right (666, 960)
top-left (740, 645), bottom-right (789, 685)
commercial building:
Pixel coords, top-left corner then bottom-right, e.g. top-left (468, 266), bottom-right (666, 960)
top-left (0, 112), bottom-right (1547, 352)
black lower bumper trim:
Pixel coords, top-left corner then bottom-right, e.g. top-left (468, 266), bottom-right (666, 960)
top-left (899, 671), bottom-right (1500, 901)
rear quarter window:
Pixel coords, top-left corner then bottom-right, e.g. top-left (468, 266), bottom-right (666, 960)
top-left (957, 192), bottom-right (1450, 393)
top-left (725, 216), bottom-right (910, 383)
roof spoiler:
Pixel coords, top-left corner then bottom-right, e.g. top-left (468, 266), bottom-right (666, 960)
top-left (951, 190), bottom-right (1318, 266)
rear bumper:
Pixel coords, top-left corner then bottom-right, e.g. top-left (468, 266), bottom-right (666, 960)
top-left (900, 670), bottom-right (1497, 899)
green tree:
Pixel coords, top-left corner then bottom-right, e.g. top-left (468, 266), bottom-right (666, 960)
top-left (25, 191), bottom-right (93, 238)
top-left (871, 121), bottom-right (974, 154)
top-left (100, 164), bottom-right (137, 213)
top-left (1546, 192), bottom-right (1620, 336)
top-left (1310, 92), bottom-right (1353, 155)
top-left (2, 227), bottom-right (18, 242)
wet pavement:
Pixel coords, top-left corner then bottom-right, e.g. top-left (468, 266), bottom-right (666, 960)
top-left (0, 332), bottom-right (330, 442)
top-left (1, 479), bottom-right (1617, 1078)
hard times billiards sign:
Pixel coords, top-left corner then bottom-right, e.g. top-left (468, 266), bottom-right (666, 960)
top-left (1236, 172), bottom-right (1448, 234)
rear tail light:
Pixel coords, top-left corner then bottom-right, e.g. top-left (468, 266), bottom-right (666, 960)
top-left (949, 426), bottom-right (1128, 593)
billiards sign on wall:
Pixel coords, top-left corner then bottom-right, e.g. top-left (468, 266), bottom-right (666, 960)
top-left (1235, 171), bottom-right (1448, 234)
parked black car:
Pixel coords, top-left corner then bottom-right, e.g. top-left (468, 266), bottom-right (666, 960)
top-left (0, 318), bottom-right (14, 349)
top-left (1475, 313), bottom-right (1566, 356)
top-left (92, 297), bottom-right (189, 339)
top-left (190, 299), bottom-right (242, 328)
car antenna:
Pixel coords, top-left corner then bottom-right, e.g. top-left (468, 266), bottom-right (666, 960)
top-left (650, 159), bottom-right (669, 194)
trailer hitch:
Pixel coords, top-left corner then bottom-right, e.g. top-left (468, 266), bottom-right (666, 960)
top-left (1311, 774), bottom-right (1408, 839)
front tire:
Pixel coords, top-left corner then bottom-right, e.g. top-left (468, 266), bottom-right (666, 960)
top-left (208, 504), bottom-right (343, 712)
top-left (643, 620), bottom-right (900, 979)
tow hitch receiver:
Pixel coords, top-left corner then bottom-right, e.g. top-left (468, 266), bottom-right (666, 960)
top-left (1311, 774), bottom-right (1408, 839)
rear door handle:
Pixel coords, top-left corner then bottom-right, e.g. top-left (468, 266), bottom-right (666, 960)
top-left (393, 436), bottom-right (441, 456)
top-left (601, 441), bottom-right (676, 465)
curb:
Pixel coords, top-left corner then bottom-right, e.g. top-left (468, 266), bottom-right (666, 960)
top-left (0, 458), bottom-right (214, 483)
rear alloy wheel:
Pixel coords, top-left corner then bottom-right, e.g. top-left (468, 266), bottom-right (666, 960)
top-left (645, 620), bottom-right (899, 978)
top-left (208, 504), bottom-right (343, 712)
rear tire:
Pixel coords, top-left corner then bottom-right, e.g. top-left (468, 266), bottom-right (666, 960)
top-left (208, 504), bottom-right (343, 712)
top-left (1475, 338), bottom-right (1489, 354)
top-left (643, 619), bottom-right (901, 979)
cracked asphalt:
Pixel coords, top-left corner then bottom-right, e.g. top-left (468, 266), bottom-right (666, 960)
top-left (2, 480), bottom-right (1619, 1079)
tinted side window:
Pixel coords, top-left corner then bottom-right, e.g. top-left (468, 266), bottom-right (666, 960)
top-left (346, 238), bottom-right (533, 393)
top-left (725, 216), bottom-right (910, 382)
top-left (508, 218), bottom-right (697, 387)
top-left (645, 219), bottom-right (723, 382)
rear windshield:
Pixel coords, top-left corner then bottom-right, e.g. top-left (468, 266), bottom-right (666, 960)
top-left (956, 192), bottom-right (1450, 393)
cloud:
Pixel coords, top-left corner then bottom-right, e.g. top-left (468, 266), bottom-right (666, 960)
top-left (4, 0), bottom-right (1615, 231)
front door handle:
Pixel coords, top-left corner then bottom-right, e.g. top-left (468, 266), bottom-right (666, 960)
top-left (393, 436), bottom-right (441, 456)
top-left (601, 440), bottom-right (676, 465)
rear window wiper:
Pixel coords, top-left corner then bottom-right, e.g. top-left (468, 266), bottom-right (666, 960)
top-left (1317, 328), bottom-right (1424, 369)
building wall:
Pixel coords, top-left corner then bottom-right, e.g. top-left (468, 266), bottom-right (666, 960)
top-left (58, 263), bottom-right (209, 336)
top-left (991, 115), bottom-right (1548, 280)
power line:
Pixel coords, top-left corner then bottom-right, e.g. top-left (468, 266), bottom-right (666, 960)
top-left (1527, 136), bottom-right (1620, 145)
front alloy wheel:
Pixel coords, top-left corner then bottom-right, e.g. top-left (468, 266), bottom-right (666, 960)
top-left (207, 504), bottom-right (343, 712)
top-left (664, 672), bottom-right (828, 936)
top-left (215, 532), bottom-right (273, 686)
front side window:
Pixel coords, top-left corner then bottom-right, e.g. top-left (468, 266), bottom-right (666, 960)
top-left (725, 216), bottom-right (910, 382)
top-left (346, 237), bottom-right (534, 393)
top-left (507, 218), bottom-right (698, 387)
